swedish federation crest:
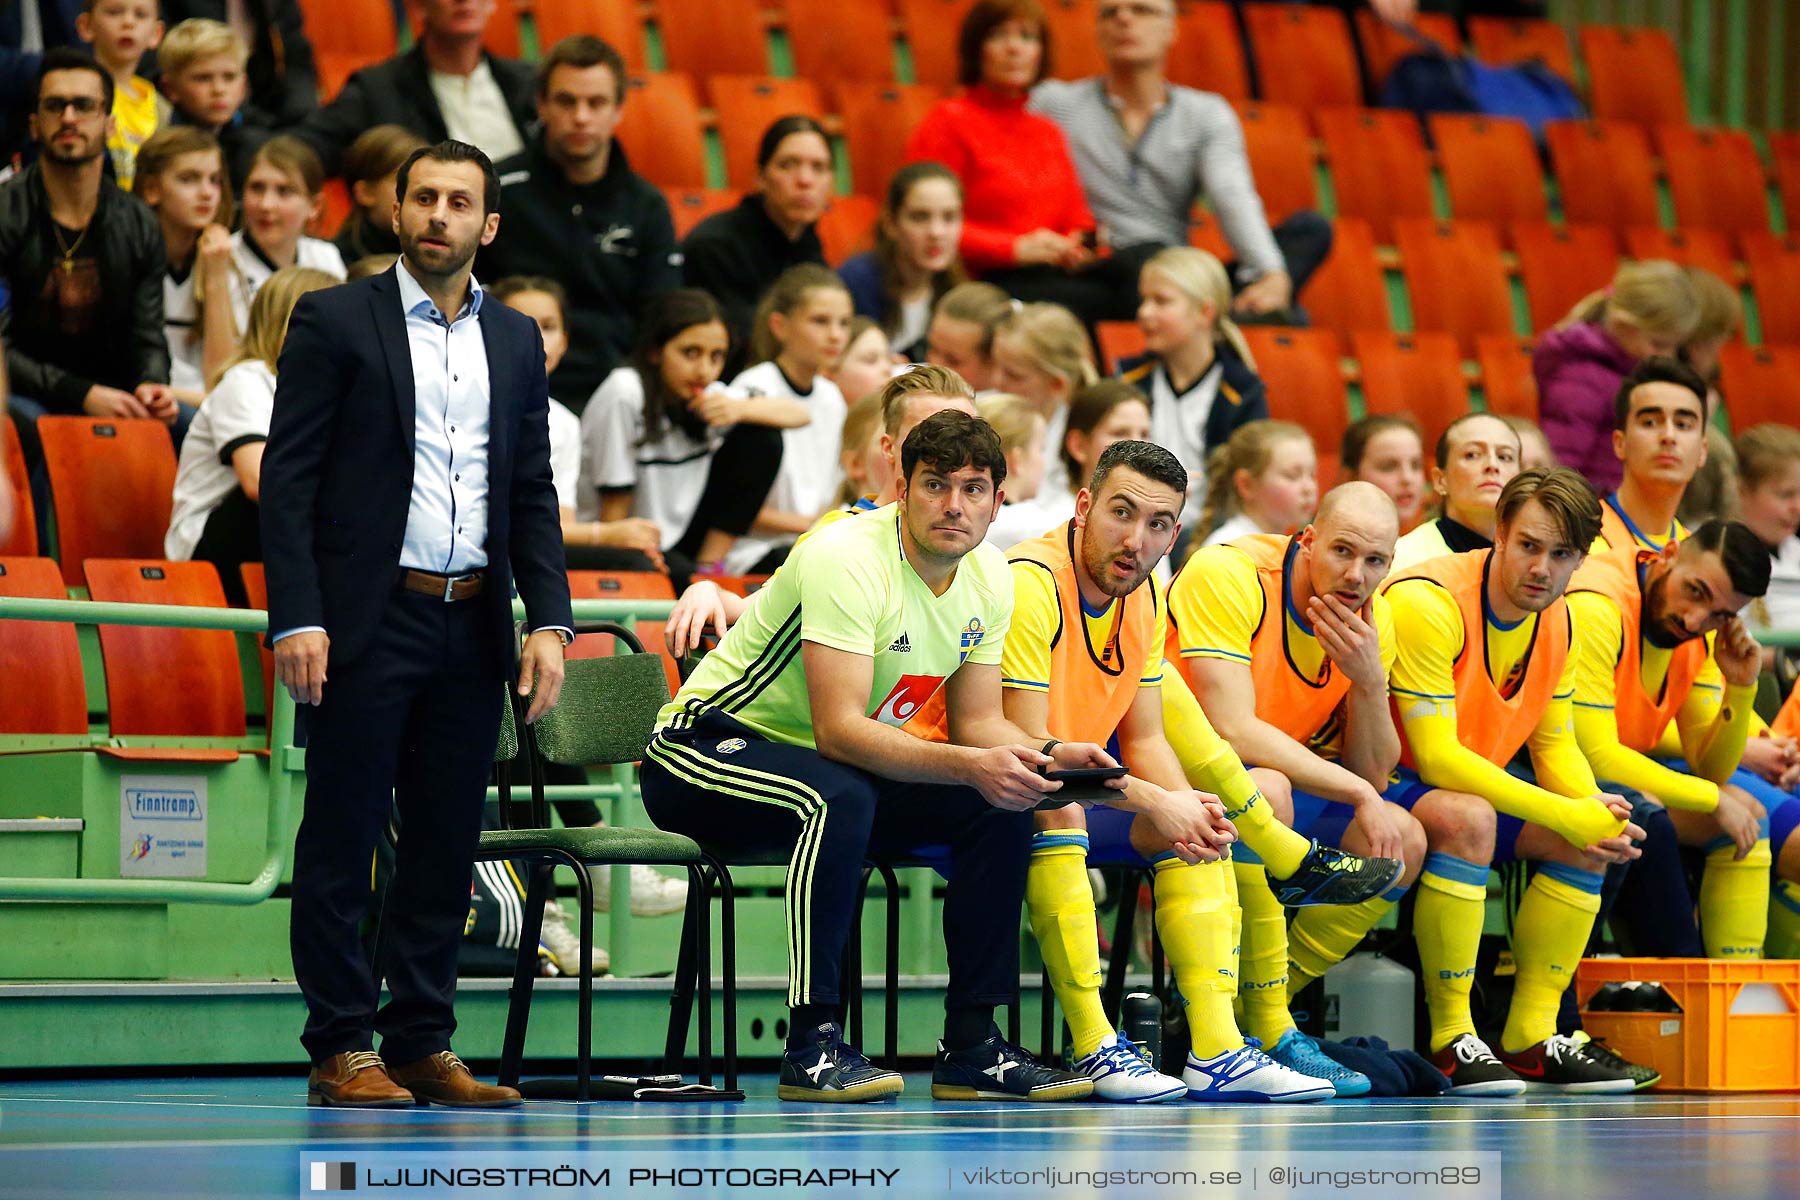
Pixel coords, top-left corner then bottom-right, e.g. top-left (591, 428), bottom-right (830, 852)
top-left (716, 738), bottom-right (748, 756)
top-left (959, 617), bottom-right (985, 663)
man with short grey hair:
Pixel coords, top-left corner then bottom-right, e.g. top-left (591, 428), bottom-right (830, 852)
top-left (1028, 0), bottom-right (1332, 319)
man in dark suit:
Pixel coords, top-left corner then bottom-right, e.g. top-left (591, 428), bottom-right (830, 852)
top-left (261, 139), bottom-right (572, 1109)
top-left (294, 0), bottom-right (535, 176)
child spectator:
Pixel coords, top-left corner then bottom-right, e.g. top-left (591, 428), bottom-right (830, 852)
top-left (487, 275), bottom-right (657, 571)
top-left (991, 300), bottom-right (1097, 500)
top-left (1502, 414), bottom-right (1556, 471)
top-left (157, 17), bottom-right (264, 191)
top-left (833, 391), bottom-right (889, 510)
top-left (828, 317), bottom-right (898, 405)
top-left (721, 264), bottom-right (854, 574)
top-left (925, 280), bottom-right (1013, 390)
top-left (1118, 245), bottom-right (1268, 527)
top-left (1026, 378), bottom-right (1152, 535)
top-left (837, 161), bottom-right (966, 361)
top-left (1735, 423), bottom-right (1800, 642)
top-left (227, 135), bottom-right (345, 333)
top-left (332, 124), bottom-right (424, 264)
top-left (164, 265), bottom-right (337, 603)
top-left (976, 390), bottom-right (1051, 550)
top-left (578, 288), bottom-right (814, 581)
top-left (79, 0), bottom-right (168, 189)
top-left (132, 125), bottom-right (234, 400)
top-left (1196, 419), bottom-right (1319, 547)
top-left (1533, 259), bottom-right (1697, 494)
top-left (1341, 414), bottom-right (1426, 530)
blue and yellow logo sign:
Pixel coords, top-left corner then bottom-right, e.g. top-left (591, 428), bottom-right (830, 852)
top-left (959, 617), bottom-right (985, 663)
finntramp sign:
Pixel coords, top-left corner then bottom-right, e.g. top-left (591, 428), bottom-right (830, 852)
top-left (119, 775), bottom-right (208, 877)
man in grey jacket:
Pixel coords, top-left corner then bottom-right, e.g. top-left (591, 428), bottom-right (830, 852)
top-left (1029, 0), bottom-right (1332, 319)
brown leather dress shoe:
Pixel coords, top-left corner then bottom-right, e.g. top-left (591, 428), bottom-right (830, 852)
top-left (388, 1050), bottom-right (523, 1108)
top-left (307, 1050), bottom-right (415, 1108)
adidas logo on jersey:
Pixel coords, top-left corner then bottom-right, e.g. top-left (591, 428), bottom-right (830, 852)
top-left (888, 633), bottom-right (912, 653)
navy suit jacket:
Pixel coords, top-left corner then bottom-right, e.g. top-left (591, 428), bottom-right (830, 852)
top-left (259, 266), bottom-right (573, 678)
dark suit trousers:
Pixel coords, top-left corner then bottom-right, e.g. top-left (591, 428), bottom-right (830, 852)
top-left (290, 583), bottom-right (502, 1065)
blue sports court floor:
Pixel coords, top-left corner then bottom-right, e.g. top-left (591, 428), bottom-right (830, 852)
top-left (1, 1074), bottom-right (1797, 1199)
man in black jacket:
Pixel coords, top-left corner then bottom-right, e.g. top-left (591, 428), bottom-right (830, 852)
top-left (0, 49), bottom-right (172, 468)
top-left (295, 0), bottom-right (533, 176)
top-left (478, 35), bottom-right (677, 412)
top-left (152, 0), bottom-right (317, 129)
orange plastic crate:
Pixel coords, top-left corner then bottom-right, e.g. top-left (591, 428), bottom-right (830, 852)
top-left (1576, 958), bottom-right (1800, 1092)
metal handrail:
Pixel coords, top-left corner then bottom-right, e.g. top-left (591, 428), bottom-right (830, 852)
top-left (0, 595), bottom-right (677, 903)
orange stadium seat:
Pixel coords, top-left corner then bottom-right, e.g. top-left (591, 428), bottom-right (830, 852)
top-left (1467, 16), bottom-right (1576, 84)
top-left (1767, 132), bottom-right (1800, 233)
top-left (481, 3), bottom-right (522, 59)
top-left (1232, 101), bottom-right (1317, 224)
top-left (712, 574), bottom-right (771, 598)
top-left (1301, 217), bottom-right (1389, 340)
top-left (1314, 107), bottom-right (1435, 243)
top-left (615, 73), bottom-right (709, 190)
top-left (1041, 0), bottom-right (1106, 80)
top-left (655, 0), bottom-right (770, 78)
top-left (1717, 343), bottom-right (1800, 432)
top-left (1167, 1), bottom-right (1250, 100)
top-left (1654, 125), bottom-right (1771, 240)
top-left (310, 178), bottom-right (351, 240)
top-left (1429, 113), bottom-right (1548, 228)
top-left (835, 81), bottom-right (944, 196)
top-left (663, 188), bottom-right (739, 238)
top-left (708, 76), bottom-right (827, 192)
top-left (0, 557), bottom-right (87, 736)
top-left (567, 570), bottom-right (682, 694)
top-left (1352, 331), bottom-right (1468, 448)
top-left (1355, 10), bottom-right (1461, 89)
top-left (37, 417), bottom-right (177, 586)
top-left (534, 0), bottom-right (650, 71)
top-left (1186, 210), bottom-right (1232, 259)
top-left (1740, 232), bottom-right (1800, 345)
top-left (899, 0), bottom-right (971, 90)
top-left (818, 194), bottom-right (882, 264)
top-left (1, 420), bottom-right (36, 557)
top-left (1511, 222), bottom-right (1621, 334)
top-left (1241, 326), bottom-right (1349, 457)
top-left (785, 0), bottom-right (900, 85)
top-left (1241, 3), bottom-right (1362, 109)
top-left (298, 0), bottom-right (396, 57)
top-left (1623, 226), bottom-right (1738, 285)
top-left (1544, 119), bottom-right (1661, 234)
top-left (84, 560), bottom-right (246, 748)
top-left (1095, 321), bottom-right (1146, 374)
top-left (1394, 218), bottom-right (1515, 354)
top-left (1579, 26), bottom-right (1688, 128)
top-left (1473, 334), bottom-right (1539, 421)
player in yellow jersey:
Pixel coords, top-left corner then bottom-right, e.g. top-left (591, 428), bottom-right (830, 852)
top-left (1567, 525), bottom-right (1773, 962)
top-left (1383, 469), bottom-right (1650, 1094)
top-left (1170, 483), bottom-right (1427, 1092)
top-left (1000, 441), bottom-right (1341, 1103)
top-left (1593, 359), bottom-right (1705, 553)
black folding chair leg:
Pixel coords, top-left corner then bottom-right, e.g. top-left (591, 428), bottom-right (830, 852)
top-left (664, 871), bottom-right (703, 1070)
top-left (711, 861), bottom-right (739, 1091)
top-left (844, 868), bottom-right (871, 1050)
top-left (570, 853), bottom-right (595, 1102)
top-left (878, 862), bottom-right (900, 1069)
top-left (1102, 871), bottom-right (1142, 1025)
top-left (695, 864), bottom-right (713, 1086)
top-left (499, 863), bottom-right (553, 1087)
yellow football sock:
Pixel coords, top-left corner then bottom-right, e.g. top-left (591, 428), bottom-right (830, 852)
top-left (1700, 837), bottom-right (1772, 960)
top-left (1414, 853), bottom-right (1489, 1054)
top-left (1154, 856), bottom-right (1244, 1059)
top-left (1232, 861), bottom-right (1294, 1046)
top-left (1161, 663), bottom-right (1310, 878)
top-left (1026, 832), bottom-right (1112, 1058)
top-left (1500, 863), bottom-right (1602, 1054)
top-left (1769, 879), bottom-right (1800, 960)
top-left (1287, 887), bottom-right (1407, 995)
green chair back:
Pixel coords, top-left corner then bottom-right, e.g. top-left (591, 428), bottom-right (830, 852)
top-left (532, 651), bottom-right (672, 767)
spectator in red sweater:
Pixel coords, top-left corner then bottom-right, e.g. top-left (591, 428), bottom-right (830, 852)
top-left (904, 0), bottom-right (1154, 326)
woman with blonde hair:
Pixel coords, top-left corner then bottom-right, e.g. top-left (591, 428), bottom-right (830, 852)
top-left (1119, 245), bottom-right (1269, 527)
top-left (1196, 419), bottom-right (1319, 548)
top-left (165, 267), bottom-right (341, 604)
top-left (976, 392), bottom-right (1052, 549)
top-left (1533, 259), bottom-right (1698, 492)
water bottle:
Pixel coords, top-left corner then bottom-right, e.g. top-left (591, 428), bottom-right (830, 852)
top-left (1121, 991), bottom-right (1163, 1070)
top-left (1321, 953), bottom-right (1416, 1051)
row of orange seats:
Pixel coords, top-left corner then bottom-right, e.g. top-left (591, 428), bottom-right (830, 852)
top-left (298, 0), bottom-right (1691, 131)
